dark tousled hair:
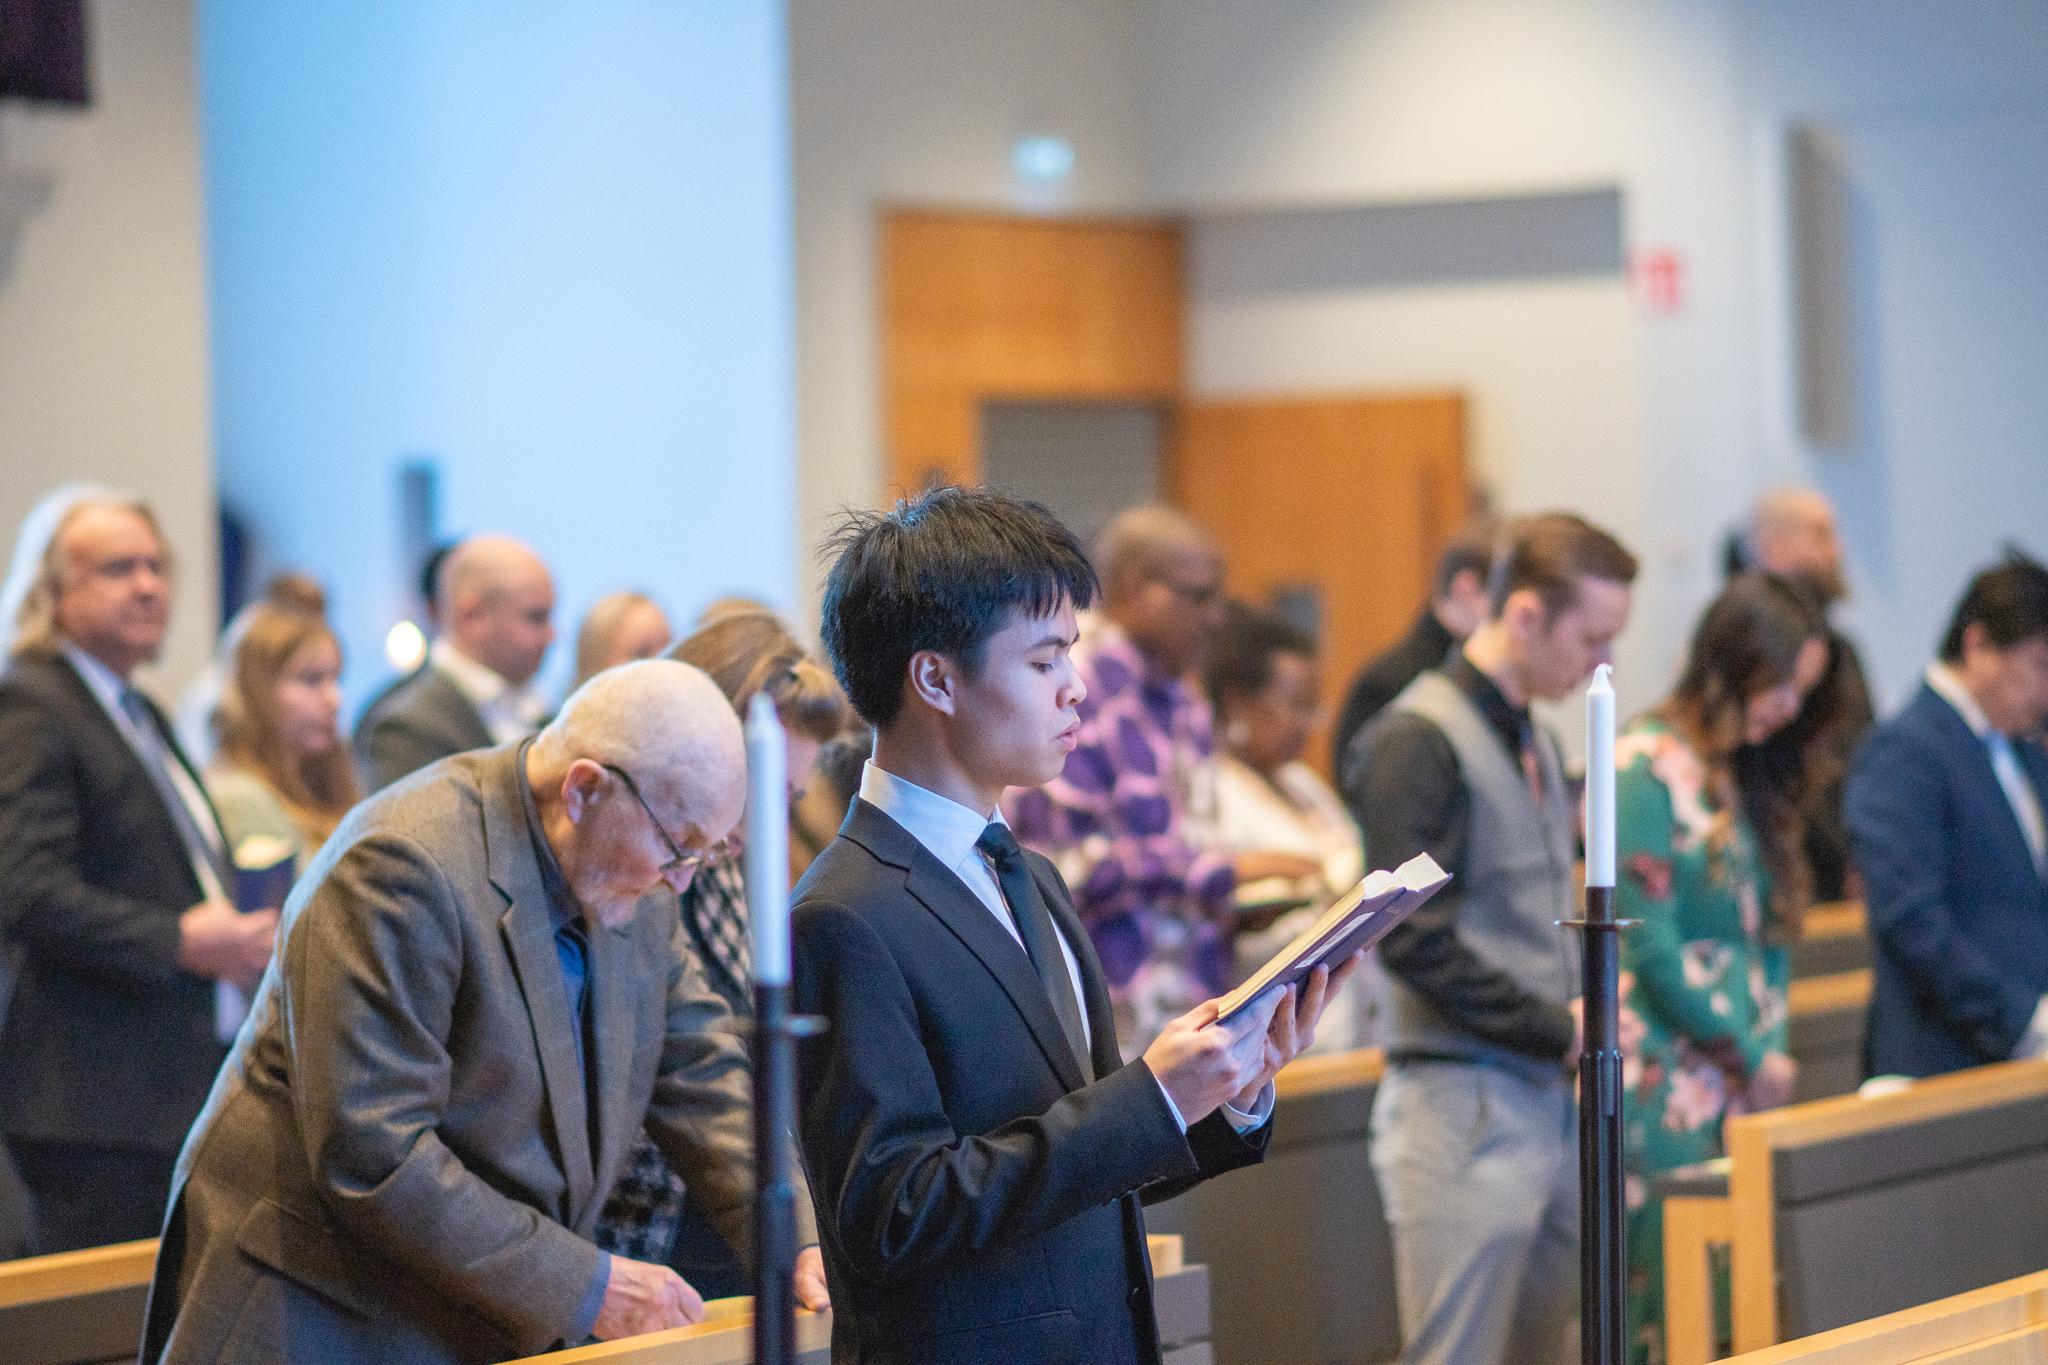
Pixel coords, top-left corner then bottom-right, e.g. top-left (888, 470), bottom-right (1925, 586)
top-left (1938, 550), bottom-right (2048, 663)
top-left (1431, 527), bottom-right (1496, 600)
top-left (1204, 599), bottom-right (1316, 711)
top-left (819, 486), bottom-right (1098, 728)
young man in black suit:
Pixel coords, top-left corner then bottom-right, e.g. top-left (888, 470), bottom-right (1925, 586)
top-left (793, 487), bottom-right (1358, 1364)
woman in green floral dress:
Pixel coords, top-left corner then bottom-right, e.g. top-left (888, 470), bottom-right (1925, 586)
top-left (1618, 575), bottom-right (1836, 1364)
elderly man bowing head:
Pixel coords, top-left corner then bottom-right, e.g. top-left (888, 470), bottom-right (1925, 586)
top-left (144, 660), bottom-right (825, 1365)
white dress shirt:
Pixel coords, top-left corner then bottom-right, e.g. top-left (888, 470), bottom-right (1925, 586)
top-left (859, 762), bottom-right (1272, 1132)
top-left (1926, 663), bottom-right (2048, 1057)
top-left (429, 638), bottom-right (550, 744)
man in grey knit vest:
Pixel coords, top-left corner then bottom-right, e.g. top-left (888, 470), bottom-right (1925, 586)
top-left (1342, 513), bottom-right (1640, 1365)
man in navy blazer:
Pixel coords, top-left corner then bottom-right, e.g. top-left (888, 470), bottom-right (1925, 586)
top-left (1847, 553), bottom-right (2048, 1078)
top-left (794, 487), bottom-right (1358, 1364)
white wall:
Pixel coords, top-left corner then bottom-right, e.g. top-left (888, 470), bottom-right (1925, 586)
top-left (1142, 0), bottom-right (2048, 714)
top-left (0, 0), bottom-right (217, 695)
top-left (1731, 0), bottom-right (2048, 709)
top-left (788, 0), bottom-right (1154, 620)
top-left (201, 1), bottom-right (797, 711)
top-left (788, 0), bottom-right (1747, 717)
top-left (1185, 190), bottom-right (1661, 727)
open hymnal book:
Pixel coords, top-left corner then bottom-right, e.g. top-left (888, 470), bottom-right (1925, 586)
top-left (1215, 853), bottom-right (1451, 1023)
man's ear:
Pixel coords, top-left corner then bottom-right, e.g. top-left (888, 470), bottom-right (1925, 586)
top-left (560, 757), bottom-right (605, 824)
top-left (906, 649), bottom-right (959, 717)
top-left (1502, 587), bottom-right (1547, 642)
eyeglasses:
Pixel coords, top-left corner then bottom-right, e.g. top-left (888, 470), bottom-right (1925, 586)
top-left (1157, 575), bottom-right (1223, 609)
top-left (601, 764), bottom-right (727, 875)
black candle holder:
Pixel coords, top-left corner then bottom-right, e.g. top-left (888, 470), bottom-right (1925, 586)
top-left (1562, 884), bottom-right (1635, 1365)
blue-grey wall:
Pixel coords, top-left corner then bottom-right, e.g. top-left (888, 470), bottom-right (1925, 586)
top-left (200, 1), bottom-right (796, 711)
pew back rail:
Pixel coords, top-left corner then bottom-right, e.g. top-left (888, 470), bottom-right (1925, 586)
top-left (1726, 1058), bottom-right (2048, 1354)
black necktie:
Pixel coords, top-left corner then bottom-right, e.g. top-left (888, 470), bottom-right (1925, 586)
top-left (976, 823), bottom-right (1090, 1073)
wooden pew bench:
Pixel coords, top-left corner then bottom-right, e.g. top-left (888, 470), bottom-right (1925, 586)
top-left (1147, 1047), bottom-right (1397, 1365)
top-left (1791, 902), bottom-right (1870, 982)
top-left (1661, 1059), bottom-right (2048, 1363)
top-left (1720, 1268), bottom-right (2048, 1364)
top-left (1787, 902), bottom-right (1872, 1105)
top-left (0, 1238), bottom-right (157, 1365)
top-left (515, 1237), bottom-right (1211, 1364)
top-left (1786, 968), bottom-right (1873, 1105)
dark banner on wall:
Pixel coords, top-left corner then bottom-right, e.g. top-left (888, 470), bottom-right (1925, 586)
top-left (0, 0), bottom-right (90, 106)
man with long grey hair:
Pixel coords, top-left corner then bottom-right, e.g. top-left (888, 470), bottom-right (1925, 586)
top-left (0, 485), bottom-right (275, 1252)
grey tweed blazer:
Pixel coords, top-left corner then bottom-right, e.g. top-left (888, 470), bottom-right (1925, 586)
top-left (142, 743), bottom-right (783, 1364)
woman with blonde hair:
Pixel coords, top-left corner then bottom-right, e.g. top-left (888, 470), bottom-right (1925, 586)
top-left (594, 606), bottom-right (849, 1290)
top-left (207, 594), bottom-right (360, 868)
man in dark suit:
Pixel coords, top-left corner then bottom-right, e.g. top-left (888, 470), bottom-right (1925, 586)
top-left (795, 487), bottom-right (1357, 1365)
top-left (356, 533), bottom-right (556, 791)
top-left (0, 487), bottom-right (278, 1252)
top-left (1848, 552), bottom-right (2048, 1078)
top-left (144, 661), bottom-right (827, 1362)
top-left (1331, 530), bottom-right (1492, 780)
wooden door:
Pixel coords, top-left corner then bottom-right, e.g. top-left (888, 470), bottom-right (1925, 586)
top-left (1170, 392), bottom-right (1469, 778)
top-left (880, 210), bottom-right (1183, 495)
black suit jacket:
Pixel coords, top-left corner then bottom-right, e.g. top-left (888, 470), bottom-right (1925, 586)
top-left (792, 798), bottom-right (1267, 1365)
top-left (0, 650), bottom-right (224, 1152)
top-left (354, 664), bottom-right (494, 793)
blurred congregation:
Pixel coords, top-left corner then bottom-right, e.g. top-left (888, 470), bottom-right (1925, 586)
top-left (3, 3), bottom-right (2047, 1365)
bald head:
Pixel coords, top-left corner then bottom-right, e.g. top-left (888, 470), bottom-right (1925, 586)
top-left (1096, 506), bottom-right (1218, 602)
top-left (1749, 488), bottom-right (1846, 603)
top-left (1094, 505), bottom-right (1227, 674)
top-left (535, 658), bottom-right (746, 836)
top-left (439, 533), bottom-right (556, 685)
top-left (527, 660), bottom-right (747, 921)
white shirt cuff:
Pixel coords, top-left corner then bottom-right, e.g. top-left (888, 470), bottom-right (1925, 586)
top-left (1222, 1081), bottom-right (1275, 1134)
top-left (1154, 1073), bottom-right (1189, 1131)
top-left (2016, 995), bottom-right (2048, 1060)
top-left (1152, 1074), bottom-right (1276, 1134)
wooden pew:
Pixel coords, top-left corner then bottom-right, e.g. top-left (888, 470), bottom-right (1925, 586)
top-left (514, 1237), bottom-right (1211, 1364)
top-left (1662, 1059), bottom-right (2048, 1363)
top-left (1787, 902), bottom-right (1872, 1105)
top-left (0, 1238), bottom-right (157, 1365)
top-left (1791, 902), bottom-right (1870, 981)
top-left (1147, 1047), bottom-right (1397, 1365)
top-left (1727, 1058), bottom-right (2048, 1352)
top-left (1786, 968), bottom-right (1873, 1105)
top-left (1662, 919), bottom-right (1874, 1361)
top-left (1719, 1268), bottom-right (2048, 1364)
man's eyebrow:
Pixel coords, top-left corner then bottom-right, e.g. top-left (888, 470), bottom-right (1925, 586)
top-left (1031, 632), bottom-right (1079, 652)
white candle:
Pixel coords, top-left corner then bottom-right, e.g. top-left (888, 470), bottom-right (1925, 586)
top-left (744, 692), bottom-right (790, 986)
top-left (1585, 663), bottom-right (1616, 889)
